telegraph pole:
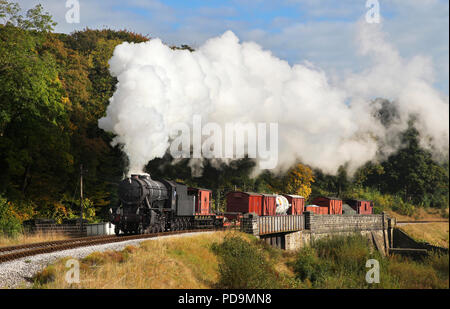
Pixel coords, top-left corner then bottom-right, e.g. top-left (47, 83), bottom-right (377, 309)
top-left (80, 164), bottom-right (83, 231)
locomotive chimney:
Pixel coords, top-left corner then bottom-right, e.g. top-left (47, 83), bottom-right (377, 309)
top-left (139, 173), bottom-right (151, 180)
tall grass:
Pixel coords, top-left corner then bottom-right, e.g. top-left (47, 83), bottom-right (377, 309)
top-left (32, 232), bottom-right (230, 289)
top-left (29, 232), bottom-right (448, 289)
top-left (211, 235), bottom-right (281, 289)
top-left (0, 231), bottom-right (69, 247)
top-left (292, 235), bottom-right (449, 289)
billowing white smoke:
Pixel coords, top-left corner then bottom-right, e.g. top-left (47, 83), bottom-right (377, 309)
top-left (346, 22), bottom-right (449, 159)
top-left (99, 23), bottom-right (449, 176)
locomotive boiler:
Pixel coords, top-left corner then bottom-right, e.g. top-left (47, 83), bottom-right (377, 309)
top-left (110, 174), bottom-right (223, 235)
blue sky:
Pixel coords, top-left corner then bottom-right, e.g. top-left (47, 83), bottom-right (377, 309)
top-left (17, 0), bottom-right (449, 93)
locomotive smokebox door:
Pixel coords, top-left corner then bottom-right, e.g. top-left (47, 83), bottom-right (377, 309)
top-left (118, 176), bottom-right (148, 205)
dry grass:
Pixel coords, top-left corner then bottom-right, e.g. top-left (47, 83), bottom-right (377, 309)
top-left (29, 230), bottom-right (449, 289)
top-left (0, 232), bottom-right (69, 247)
top-left (400, 223), bottom-right (449, 248)
top-left (386, 208), bottom-right (449, 248)
top-left (35, 231), bottom-right (247, 289)
top-left (386, 208), bottom-right (449, 222)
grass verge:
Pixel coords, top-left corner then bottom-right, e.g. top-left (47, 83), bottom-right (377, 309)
top-left (0, 232), bottom-right (69, 247)
top-left (30, 232), bottom-right (448, 289)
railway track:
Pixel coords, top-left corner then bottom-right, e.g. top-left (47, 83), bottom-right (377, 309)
top-left (0, 228), bottom-right (219, 264)
top-left (396, 220), bottom-right (448, 225)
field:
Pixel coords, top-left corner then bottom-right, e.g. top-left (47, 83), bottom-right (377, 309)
top-left (399, 223), bottom-right (449, 248)
top-left (31, 231), bottom-right (448, 289)
top-left (385, 208), bottom-right (449, 248)
top-left (386, 207), bottom-right (449, 222)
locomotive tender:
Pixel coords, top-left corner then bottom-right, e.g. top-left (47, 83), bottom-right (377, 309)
top-left (110, 174), bottom-right (223, 235)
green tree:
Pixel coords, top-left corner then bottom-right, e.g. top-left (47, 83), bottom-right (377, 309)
top-left (0, 3), bottom-right (73, 220)
top-left (0, 1), bottom-right (56, 32)
top-left (0, 195), bottom-right (22, 237)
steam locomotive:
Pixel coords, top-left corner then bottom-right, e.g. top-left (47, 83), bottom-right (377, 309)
top-left (109, 174), bottom-right (223, 235)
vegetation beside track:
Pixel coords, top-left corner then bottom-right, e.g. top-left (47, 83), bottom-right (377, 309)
top-left (31, 231), bottom-right (448, 289)
top-left (0, 231), bottom-right (68, 248)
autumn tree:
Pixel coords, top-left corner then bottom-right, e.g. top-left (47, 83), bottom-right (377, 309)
top-left (283, 163), bottom-right (315, 199)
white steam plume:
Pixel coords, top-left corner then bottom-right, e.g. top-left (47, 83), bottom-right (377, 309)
top-left (99, 23), bottom-right (449, 176)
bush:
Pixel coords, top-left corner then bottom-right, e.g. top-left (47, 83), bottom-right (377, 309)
top-left (0, 195), bottom-right (23, 237)
top-left (293, 246), bottom-right (329, 284)
top-left (33, 266), bottom-right (56, 286)
top-left (313, 235), bottom-right (374, 273)
top-left (426, 252), bottom-right (449, 280)
top-left (387, 255), bottom-right (447, 289)
top-left (211, 235), bottom-right (280, 289)
top-left (344, 187), bottom-right (416, 216)
top-left (293, 234), bottom-right (448, 289)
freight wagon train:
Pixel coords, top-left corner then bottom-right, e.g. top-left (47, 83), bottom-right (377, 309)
top-left (223, 193), bottom-right (361, 221)
top-left (110, 174), bottom-right (373, 235)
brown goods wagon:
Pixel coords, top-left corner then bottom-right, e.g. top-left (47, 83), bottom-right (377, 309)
top-left (305, 205), bottom-right (320, 214)
top-left (261, 194), bottom-right (277, 216)
top-left (312, 196), bottom-right (343, 215)
top-left (188, 187), bottom-right (213, 215)
top-left (318, 206), bottom-right (329, 215)
top-left (226, 191), bottom-right (262, 215)
top-left (345, 199), bottom-right (373, 214)
top-left (282, 194), bottom-right (305, 215)
top-left (305, 205), bottom-right (329, 215)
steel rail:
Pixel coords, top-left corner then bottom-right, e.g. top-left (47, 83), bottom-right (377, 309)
top-left (396, 220), bottom-right (448, 224)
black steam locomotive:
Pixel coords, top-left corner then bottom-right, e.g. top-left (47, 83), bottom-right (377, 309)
top-left (109, 174), bottom-right (223, 235)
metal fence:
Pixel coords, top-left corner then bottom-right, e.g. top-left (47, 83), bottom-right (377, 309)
top-left (23, 222), bottom-right (116, 238)
top-left (24, 224), bottom-right (87, 238)
top-left (258, 215), bottom-right (305, 235)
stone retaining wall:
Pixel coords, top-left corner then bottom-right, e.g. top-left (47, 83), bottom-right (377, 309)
top-left (305, 211), bottom-right (386, 234)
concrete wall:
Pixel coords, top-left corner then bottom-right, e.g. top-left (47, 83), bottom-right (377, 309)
top-left (284, 229), bottom-right (387, 255)
top-left (393, 228), bottom-right (449, 255)
top-left (86, 222), bottom-right (116, 236)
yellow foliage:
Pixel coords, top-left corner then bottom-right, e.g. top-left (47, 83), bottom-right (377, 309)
top-left (7, 201), bottom-right (35, 222)
top-left (284, 163), bottom-right (315, 199)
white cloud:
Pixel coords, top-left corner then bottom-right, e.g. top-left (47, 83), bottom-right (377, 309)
top-left (15, 0), bottom-right (448, 93)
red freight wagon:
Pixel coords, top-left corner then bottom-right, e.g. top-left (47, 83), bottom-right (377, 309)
top-left (312, 196), bottom-right (343, 215)
top-left (226, 191), bottom-right (262, 215)
top-left (282, 194), bottom-right (305, 215)
top-left (304, 205), bottom-right (327, 215)
top-left (261, 194), bottom-right (277, 216)
top-left (188, 187), bottom-right (213, 215)
top-left (304, 205), bottom-right (317, 214)
top-left (345, 199), bottom-right (373, 214)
